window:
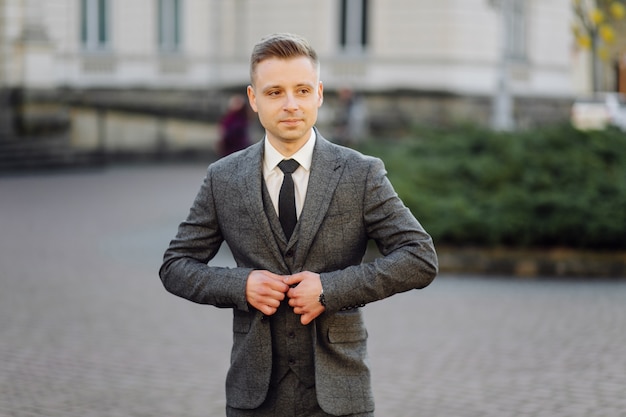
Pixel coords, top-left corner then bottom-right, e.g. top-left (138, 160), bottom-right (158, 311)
top-left (81, 0), bottom-right (110, 50)
top-left (340, 0), bottom-right (368, 53)
top-left (158, 0), bottom-right (182, 52)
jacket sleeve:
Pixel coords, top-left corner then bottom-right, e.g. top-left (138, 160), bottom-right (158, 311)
top-left (158, 166), bottom-right (253, 311)
top-left (319, 156), bottom-right (438, 313)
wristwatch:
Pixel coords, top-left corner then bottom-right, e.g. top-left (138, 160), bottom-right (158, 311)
top-left (318, 289), bottom-right (326, 307)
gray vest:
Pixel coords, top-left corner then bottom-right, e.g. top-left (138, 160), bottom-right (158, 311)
top-left (261, 183), bottom-right (315, 387)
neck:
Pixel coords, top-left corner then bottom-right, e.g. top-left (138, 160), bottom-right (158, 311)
top-left (267, 132), bottom-right (311, 157)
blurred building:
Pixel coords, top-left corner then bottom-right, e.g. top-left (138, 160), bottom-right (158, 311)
top-left (0, 0), bottom-right (577, 159)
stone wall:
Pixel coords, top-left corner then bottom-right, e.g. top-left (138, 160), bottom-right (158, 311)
top-left (363, 90), bottom-right (573, 137)
top-left (68, 106), bottom-right (220, 158)
top-left (6, 87), bottom-right (575, 153)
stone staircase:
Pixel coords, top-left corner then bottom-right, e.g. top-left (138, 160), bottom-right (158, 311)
top-left (0, 134), bottom-right (103, 173)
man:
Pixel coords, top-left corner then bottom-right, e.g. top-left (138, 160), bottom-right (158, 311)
top-left (159, 33), bottom-right (438, 417)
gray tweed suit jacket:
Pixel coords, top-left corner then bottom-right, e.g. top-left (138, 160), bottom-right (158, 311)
top-left (159, 130), bottom-right (438, 416)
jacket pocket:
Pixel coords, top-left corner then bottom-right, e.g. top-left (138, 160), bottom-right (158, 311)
top-left (327, 311), bottom-right (368, 343)
top-left (232, 309), bottom-right (252, 334)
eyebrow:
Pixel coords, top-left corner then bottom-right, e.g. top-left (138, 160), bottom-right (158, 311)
top-left (261, 85), bottom-right (281, 93)
top-left (261, 82), bottom-right (315, 93)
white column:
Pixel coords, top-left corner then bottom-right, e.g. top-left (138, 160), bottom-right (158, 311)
top-left (491, 0), bottom-right (514, 131)
top-left (208, 0), bottom-right (222, 88)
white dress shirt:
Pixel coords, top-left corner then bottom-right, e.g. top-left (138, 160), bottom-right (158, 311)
top-left (263, 129), bottom-right (315, 220)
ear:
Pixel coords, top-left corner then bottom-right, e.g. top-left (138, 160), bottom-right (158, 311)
top-left (317, 81), bottom-right (324, 107)
top-left (247, 85), bottom-right (258, 112)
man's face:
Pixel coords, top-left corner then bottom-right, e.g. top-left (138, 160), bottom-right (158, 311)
top-left (247, 56), bottom-right (323, 153)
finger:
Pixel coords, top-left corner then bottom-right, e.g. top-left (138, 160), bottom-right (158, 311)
top-left (247, 286), bottom-right (284, 308)
top-left (251, 293), bottom-right (283, 316)
top-left (283, 273), bottom-right (305, 287)
top-left (269, 280), bottom-right (290, 293)
top-left (254, 273), bottom-right (289, 294)
top-left (260, 273), bottom-right (290, 292)
top-left (286, 290), bottom-right (306, 307)
top-left (260, 304), bottom-right (278, 316)
top-left (289, 299), bottom-right (301, 312)
top-left (268, 289), bottom-right (286, 302)
top-left (300, 312), bottom-right (314, 325)
top-left (265, 294), bottom-right (284, 306)
top-left (253, 290), bottom-right (285, 309)
top-left (300, 305), bottom-right (325, 325)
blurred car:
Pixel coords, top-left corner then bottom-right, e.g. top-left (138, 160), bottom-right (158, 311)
top-left (570, 92), bottom-right (626, 131)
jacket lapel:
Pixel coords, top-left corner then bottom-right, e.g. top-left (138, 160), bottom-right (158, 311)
top-left (238, 141), bottom-right (290, 271)
top-left (292, 133), bottom-right (345, 269)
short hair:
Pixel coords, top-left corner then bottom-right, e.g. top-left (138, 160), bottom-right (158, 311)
top-left (249, 33), bottom-right (319, 85)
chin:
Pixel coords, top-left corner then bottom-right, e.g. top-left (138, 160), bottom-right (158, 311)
top-left (279, 128), bottom-right (309, 141)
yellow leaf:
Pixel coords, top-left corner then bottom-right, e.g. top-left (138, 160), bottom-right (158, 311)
top-left (600, 24), bottom-right (616, 43)
top-left (590, 8), bottom-right (604, 25)
top-left (610, 2), bottom-right (626, 19)
top-left (577, 34), bottom-right (592, 49)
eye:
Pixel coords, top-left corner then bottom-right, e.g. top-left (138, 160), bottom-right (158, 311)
top-left (266, 90), bottom-right (282, 97)
top-left (298, 88), bottom-right (311, 95)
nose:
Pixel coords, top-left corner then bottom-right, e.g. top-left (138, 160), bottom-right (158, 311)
top-left (283, 93), bottom-right (298, 112)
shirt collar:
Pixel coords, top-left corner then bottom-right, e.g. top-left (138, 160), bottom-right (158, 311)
top-left (264, 128), bottom-right (316, 172)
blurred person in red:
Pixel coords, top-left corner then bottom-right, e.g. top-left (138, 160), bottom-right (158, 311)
top-left (219, 94), bottom-right (250, 157)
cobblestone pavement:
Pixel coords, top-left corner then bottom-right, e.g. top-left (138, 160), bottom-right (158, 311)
top-left (1, 164), bottom-right (625, 417)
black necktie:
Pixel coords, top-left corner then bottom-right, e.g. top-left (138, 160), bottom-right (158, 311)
top-left (278, 159), bottom-right (300, 240)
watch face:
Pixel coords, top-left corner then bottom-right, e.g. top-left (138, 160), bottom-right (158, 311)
top-left (318, 292), bottom-right (326, 307)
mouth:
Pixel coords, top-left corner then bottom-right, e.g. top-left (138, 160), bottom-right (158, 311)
top-left (280, 119), bottom-right (303, 126)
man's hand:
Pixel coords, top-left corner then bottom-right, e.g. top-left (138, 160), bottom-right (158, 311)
top-left (246, 270), bottom-right (289, 316)
top-left (284, 271), bottom-right (325, 325)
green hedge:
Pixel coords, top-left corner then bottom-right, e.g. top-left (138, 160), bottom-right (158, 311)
top-left (358, 124), bottom-right (626, 249)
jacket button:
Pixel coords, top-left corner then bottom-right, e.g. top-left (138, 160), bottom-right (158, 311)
top-left (285, 249), bottom-right (294, 257)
